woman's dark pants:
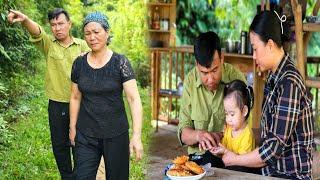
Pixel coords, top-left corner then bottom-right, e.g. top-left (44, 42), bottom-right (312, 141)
top-left (75, 130), bottom-right (129, 180)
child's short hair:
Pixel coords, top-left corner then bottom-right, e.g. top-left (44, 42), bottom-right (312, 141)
top-left (223, 79), bottom-right (254, 120)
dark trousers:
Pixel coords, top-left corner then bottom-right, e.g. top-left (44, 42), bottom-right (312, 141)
top-left (75, 130), bottom-right (129, 180)
top-left (189, 151), bottom-right (261, 175)
top-left (48, 100), bottom-right (75, 180)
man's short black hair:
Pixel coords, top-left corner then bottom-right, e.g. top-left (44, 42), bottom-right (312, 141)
top-left (48, 8), bottom-right (70, 21)
top-left (194, 31), bottom-right (221, 68)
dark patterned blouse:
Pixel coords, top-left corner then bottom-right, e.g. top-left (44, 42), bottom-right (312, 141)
top-left (71, 52), bottom-right (135, 138)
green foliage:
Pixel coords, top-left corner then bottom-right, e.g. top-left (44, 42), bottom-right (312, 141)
top-left (0, 116), bottom-right (12, 148)
top-left (0, 81), bottom-right (8, 103)
top-left (64, 0), bottom-right (86, 38)
top-left (0, 43), bottom-right (11, 61)
top-left (176, 0), bottom-right (216, 45)
top-left (0, 0), bottom-right (151, 178)
top-left (214, 0), bottom-right (257, 40)
top-left (0, 68), bottom-right (59, 178)
top-left (176, 0), bottom-right (257, 44)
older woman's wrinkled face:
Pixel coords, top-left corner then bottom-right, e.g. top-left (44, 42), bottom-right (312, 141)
top-left (84, 22), bottom-right (109, 51)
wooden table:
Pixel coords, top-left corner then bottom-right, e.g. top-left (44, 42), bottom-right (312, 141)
top-left (203, 168), bottom-right (281, 180)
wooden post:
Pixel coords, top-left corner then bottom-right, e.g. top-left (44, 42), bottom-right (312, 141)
top-left (313, 0), bottom-right (320, 15)
top-left (316, 64), bottom-right (319, 118)
top-left (156, 50), bottom-right (162, 130)
top-left (168, 50), bottom-right (173, 122)
top-left (181, 52), bottom-right (185, 81)
top-left (291, 0), bottom-right (305, 80)
top-left (252, 61), bottom-right (264, 129)
top-left (151, 50), bottom-right (156, 121)
top-left (175, 51), bottom-right (179, 88)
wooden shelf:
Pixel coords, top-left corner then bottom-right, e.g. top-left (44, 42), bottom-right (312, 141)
top-left (159, 92), bottom-right (181, 98)
top-left (306, 56), bottom-right (320, 63)
top-left (224, 53), bottom-right (252, 59)
top-left (291, 23), bottom-right (320, 32)
top-left (303, 23), bottom-right (320, 32)
top-left (147, 2), bottom-right (174, 7)
top-left (148, 29), bottom-right (170, 33)
top-left (306, 77), bottom-right (320, 88)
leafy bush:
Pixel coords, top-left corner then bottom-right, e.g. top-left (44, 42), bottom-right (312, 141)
top-left (176, 0), bottom-right (217, 45)
top-left (0, 116), bottom-right (12, 149)
top-left (0, 0), bottom-right (151, 178)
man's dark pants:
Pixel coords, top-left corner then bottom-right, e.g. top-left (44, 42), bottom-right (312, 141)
top-left (48, 100), bottom-right (75, 180)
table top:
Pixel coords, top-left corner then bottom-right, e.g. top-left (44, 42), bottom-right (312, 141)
top-left (202, 167), bottom-right (281, 180)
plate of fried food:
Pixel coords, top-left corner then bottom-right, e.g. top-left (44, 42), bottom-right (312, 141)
top-left (166, 155), bottom-right (206, 180)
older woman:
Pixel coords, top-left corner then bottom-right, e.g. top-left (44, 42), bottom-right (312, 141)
top-left (221, 11), bottom-right (314, 179)
top-left (69, 12), bottom-right (143, 179)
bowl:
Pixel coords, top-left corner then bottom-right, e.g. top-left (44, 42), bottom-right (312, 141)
top-left (166, 170), bottom-right (206, 180)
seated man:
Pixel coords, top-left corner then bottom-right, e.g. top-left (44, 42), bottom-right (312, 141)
top-left (178, 31), bottom-right (246, 167)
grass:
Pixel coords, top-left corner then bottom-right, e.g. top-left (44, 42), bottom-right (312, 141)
top-left (0, 60), bottom-right (153, 179)
top-left (0, 62), bottom-right (59, 179)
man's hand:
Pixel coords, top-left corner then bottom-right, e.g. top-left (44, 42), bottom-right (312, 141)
top-left (197, 131), bottom-right (222, 151)
top-left (7, 10), bottom-right (27, 24)
top-left (210, 132), bottom-right (223, 144)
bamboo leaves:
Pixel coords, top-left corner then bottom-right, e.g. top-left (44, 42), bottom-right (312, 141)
top-left (0, 43), bottom-right (11, 61)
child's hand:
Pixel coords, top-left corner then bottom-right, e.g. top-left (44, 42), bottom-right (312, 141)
top-left (209, 143), bottom-right (227, 155)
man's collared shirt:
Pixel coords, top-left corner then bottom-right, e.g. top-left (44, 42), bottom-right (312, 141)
top-left (30, 26), bottom-right (89, 102)
top-left (259, 54), bottom-right (314, 179)
top-left (178, 63), bottom-right (246, 155)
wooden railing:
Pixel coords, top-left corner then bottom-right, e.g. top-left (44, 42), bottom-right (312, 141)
top-left (150, 47), bottom-right (195, 127)
top-left (150, 46), bottom-right (320, 131)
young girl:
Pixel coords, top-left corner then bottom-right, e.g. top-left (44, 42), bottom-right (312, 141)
top-left (211, 79), bottom-right (255, 155)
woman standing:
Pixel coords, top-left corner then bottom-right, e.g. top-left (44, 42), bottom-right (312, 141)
top-left (221, 11), bottom-right (314, 179)
top-left (69, 12), bottom-right (143, 179)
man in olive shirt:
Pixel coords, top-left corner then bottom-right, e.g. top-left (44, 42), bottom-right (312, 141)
top-left (8, 8), bottom-right (89, 179)
top-left (178, 31), bottom-right (246, 166)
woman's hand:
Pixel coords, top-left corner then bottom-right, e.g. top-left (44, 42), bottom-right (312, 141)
top-left (69, 127), bottom-right (76, 146)
top-left (221, 148), bottom-right (238, 166)
top-left (129, 134), bottom-right (143, 161)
